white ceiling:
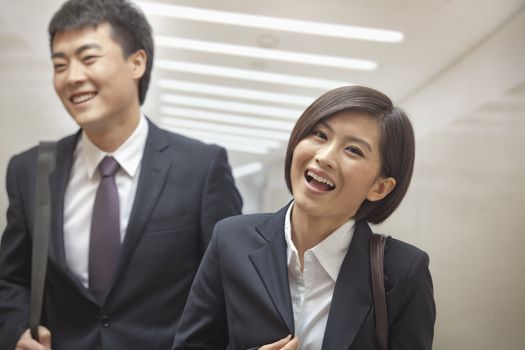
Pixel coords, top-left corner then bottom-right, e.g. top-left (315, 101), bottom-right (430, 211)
top-left (1, 0), bottom-right (524, 172)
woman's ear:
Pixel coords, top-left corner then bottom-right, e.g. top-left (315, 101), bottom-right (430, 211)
top-left (367, 177), bottom-right (396, 202)
top-left (129, 49), bottom-right (147, 80)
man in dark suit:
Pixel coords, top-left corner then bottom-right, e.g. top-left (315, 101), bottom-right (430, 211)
top-left (0, 1), bottom-right (242, 349)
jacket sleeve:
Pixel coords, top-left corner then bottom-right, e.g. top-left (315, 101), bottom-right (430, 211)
top-left (389, 251), bottom-right (436, 350)
top-left (199, 146), bottom-right (242, 252)
top-left (0, 155), bottom-right (32, 349)
top-left (172, 222), bottom-right (229, 349)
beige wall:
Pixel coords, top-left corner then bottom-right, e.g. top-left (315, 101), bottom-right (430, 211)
top-left (392, 89), bottom-right (525, 349)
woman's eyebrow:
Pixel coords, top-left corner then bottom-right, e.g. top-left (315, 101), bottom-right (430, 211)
top-left (318, 120), bottom-right (373, 152)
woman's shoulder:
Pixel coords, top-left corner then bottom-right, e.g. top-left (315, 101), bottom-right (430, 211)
top-left (383, 236), bottom-right (431, 279)
top-left (382, 236), bottom-right (435, 325)
top-left (210, 212), bottom-right (283, 256)
top-left (212, 212), bottom-right (277, 243)
top-left (386, 236), bottom-right (428, 258)
top-left (215, 212), bottom-right (274, 231)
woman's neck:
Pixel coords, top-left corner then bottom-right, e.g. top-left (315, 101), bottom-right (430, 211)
top-left (290, 204), bottom-right (348, 269)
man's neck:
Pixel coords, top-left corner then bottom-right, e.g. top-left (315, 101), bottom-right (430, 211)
top-left (84, 113), bottom-right (141, 153)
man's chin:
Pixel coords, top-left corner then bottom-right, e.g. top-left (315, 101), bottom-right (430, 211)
top-left (70, 115), bottom-right (105, 132)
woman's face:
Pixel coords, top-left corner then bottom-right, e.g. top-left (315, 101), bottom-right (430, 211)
top-left (290, 111), bottom-right (395, 225)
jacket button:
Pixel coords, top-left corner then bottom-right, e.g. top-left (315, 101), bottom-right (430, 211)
top-left (101, 315), bottom-right (110, 328)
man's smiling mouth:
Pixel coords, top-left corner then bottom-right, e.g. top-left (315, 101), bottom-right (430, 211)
top-left (71, 92), bottom-right (97, 104)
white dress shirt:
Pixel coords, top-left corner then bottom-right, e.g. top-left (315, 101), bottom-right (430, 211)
top-left (63, 116), bottom-right (148, 288)
top-left (285, 202), bottom-right (355, 350)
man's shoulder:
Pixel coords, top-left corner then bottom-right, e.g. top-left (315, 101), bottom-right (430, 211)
top-left (8, 133), bottom-right (77, 168)
top-left (153, 123), bottom-right (222, 153)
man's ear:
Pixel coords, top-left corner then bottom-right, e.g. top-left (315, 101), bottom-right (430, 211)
top-left (129, 49), bottom-right (147, 80)
top-left (367, 176), bottom-right (396, 202)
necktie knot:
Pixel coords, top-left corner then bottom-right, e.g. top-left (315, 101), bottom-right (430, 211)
top-left (98, 156), bottom-right (119, 177)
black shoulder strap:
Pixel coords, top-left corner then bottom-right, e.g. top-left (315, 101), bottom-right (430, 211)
top-left (30, 141), bottom-right (57, 341)
top-left (370, 233), bottom-right (389, 350)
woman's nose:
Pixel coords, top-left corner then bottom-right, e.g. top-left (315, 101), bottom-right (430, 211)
top-left (315, 144), bottom-right (337, 169)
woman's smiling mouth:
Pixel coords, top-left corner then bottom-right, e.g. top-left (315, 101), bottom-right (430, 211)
top-left (305, 170), bottom-right (336, 191)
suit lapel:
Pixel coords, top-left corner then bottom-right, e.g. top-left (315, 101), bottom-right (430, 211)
top-left (48, 132), bottom-right (79, 271)
top-left (322, 220), bottom-right (374, 350)
top-left (111, 121), bottom-right (172, 285)
top-left (48, 132), bottom-right (99, 302)
top-left (249, 205), bottom-right (295, 334)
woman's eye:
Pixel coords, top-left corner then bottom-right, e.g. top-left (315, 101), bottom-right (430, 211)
top-left (346, 146), bottom-right (363, 156)
top-left (311, 130), bottom-right (327, 140)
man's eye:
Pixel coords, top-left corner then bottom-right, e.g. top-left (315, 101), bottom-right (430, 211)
top-left (53, 63), bottom-right (66, 72)
top-left (82, 55), bottom-right (98, 62)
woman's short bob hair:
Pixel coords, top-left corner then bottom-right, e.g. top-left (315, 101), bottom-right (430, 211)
top-left (284, 85), bottom-right (415, 224)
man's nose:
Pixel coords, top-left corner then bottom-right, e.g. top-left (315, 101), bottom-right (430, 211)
top-left (64, 61), bottom-right (86, 85)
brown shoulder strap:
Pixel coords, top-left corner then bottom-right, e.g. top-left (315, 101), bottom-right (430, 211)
top-left (370, 233), bottom-right (389, 350)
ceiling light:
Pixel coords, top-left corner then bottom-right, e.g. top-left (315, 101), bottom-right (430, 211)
top-left (136, 1), bottom-right (404, 43)
top-left (160, 106), bottom-right (295, 131)
top-left (233, 162), bottom-right (264, 178)
top-left (158, 80), bottom-right (315, 107)
top-left (161, 94), bottom-right (301, 119)
top-left (156, 59), bottom-right (350, 89)
top-left (156, 36), bottom-right (377, 70)
top-left (160, 117), bottom-right (291, 141)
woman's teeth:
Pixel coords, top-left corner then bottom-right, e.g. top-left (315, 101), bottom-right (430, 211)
top-left (306, 170), bottom-right (335, 189)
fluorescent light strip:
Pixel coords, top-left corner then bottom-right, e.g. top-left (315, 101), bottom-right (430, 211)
top-left (233, 162), bottom-right (264, 178)
top-left (170, 128), bottom-right (280, 148)
top-left (160, 117), bottom-right (290, 141)
top-left (159, 80), bottom-right (314, 107)
top-left (136, 2), bottom-right (403, 43)
top-left (161, 106), bottom-right (295, 131)
top-left (161, 94), bottom-right (301, 120)
top-left (175, 128), bottom-right (270, 153)
top-left (164, 126), bottom-right (269, 154)
top-left (156, 36), bottom-right (376, 71)
top-left (156, 59), bottom-right (349, 89)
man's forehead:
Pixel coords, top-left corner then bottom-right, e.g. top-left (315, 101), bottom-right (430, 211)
top-left (51, 23), bottom-right (116, 53)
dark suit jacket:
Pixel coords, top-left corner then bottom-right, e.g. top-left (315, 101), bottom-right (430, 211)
top-left (173, 204), bottom-right (435, 350)
top-left (0, 120), bottom-right (242, 350)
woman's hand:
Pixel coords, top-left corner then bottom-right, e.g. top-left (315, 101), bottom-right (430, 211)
top-left (259, 334), bottom-right (299, 350)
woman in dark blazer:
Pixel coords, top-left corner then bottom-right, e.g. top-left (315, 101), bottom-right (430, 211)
top-left (173, 86), bottom-right (436, 350)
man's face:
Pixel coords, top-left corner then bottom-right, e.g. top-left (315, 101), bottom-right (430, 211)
top-left (51, 22), bottom-right (144, 133)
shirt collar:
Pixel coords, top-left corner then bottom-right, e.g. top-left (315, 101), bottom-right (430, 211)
top-left (80, 114), bottom-right (149, 179)
top-left (284, 201), bottom-right (355, 281)
top-left (284, 202), bottom-right (297, 260)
